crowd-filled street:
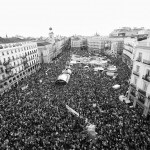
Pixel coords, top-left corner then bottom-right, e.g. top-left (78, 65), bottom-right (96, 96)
top-left (0, 47), bottom-right (150, 150)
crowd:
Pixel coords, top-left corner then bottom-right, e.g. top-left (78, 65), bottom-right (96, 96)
top-left (0, 45), bottom-right (150, 150)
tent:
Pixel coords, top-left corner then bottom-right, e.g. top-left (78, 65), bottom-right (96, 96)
top-left (112, 84), bottom-right (120, 89)
top-left (55, 73), bottom-right (70, 85)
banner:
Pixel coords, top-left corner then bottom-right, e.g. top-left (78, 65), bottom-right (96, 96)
top-left (66, 105), bottom-right (79, 117)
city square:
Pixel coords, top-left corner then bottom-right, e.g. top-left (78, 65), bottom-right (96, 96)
top-left (0, 44), bottom-right (150, 149)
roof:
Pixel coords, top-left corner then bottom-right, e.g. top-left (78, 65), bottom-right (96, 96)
top-left (0, 37), bottom-right (30, 44)
top-left (37, 42), bottom-right (51, 46)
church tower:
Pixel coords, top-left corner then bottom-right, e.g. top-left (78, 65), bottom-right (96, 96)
top-left (49, 27), bottom-right (54, 44)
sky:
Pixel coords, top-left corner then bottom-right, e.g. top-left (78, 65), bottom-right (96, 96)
top-left (0, 0), bottom-right (150, 37)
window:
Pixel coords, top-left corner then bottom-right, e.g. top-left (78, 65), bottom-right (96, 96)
top-left (138, 52), bottom-right (142, 60)
top-left (143, 82), bottom-right (148, 91)
top-left (146, 69), bottom-right (150, 76)
top-left (136, 65), bottom-right (140, 72)
top-left (2, 52), bottom-right (4, 56)
top-left (134, 77), bottom-right (137, 85)
top-left (7, 51), bottom-right (9, 55)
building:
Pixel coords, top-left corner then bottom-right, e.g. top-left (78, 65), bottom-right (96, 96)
top-left (0, 40), bottom-right (40, 95)
top-left (71, 37), bottom-right (82, 48)
top-left (37, 41), bottom-right (54, 63)
top-left (104, 38), bottom-right (124, 57)
top-left (87, 36), bottom-right (109, 53)
top-left (110, 27), bottom-right (149, 39)
top-left (128, 38), bottom-right (150, 117)
top-left (122, 37), bottom-right (138, 69)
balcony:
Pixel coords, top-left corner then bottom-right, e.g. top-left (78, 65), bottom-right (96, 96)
top-left (126, 43), bottom-right (133, 48)
top-left (143, 59), bottom-right (150, 65)
top-left (124, 48), bottom-right (132, 54)
top-left (138, 88), bottom-right (146, 96)
top-left (142, 75), bottom-right (150, 82)
top-left (136, 57), bottom-right (142, 62)
top-left (133, 71), bottom-right (140, 76)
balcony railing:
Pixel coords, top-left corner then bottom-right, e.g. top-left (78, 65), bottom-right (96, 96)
top-left (142, 75), bottom-right (150, 82)
top-left (136, 57), bottom-right (142, 62)
top-left (125, 43), bottom-right (133, 48)
top-left (133, 71), bottom-right (140, 76)
top-left (143, 59), bottom-right (150, 65)
top-left (130, 91), bottom-right (136, 97)
top-left (130, 83), bottom-right (136, 89)
top-left (124, 48), bottom-right (132, 54)
top-left (138, 88), bottom-right (146, 96)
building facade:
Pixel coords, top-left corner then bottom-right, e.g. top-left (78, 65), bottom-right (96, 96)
top-left (0, 41), bottom-right (40, 95)
top-left (104, 38), bottom-right (124, 57)
top-left (71, 38), bottom-right (82, 48)
top-left (122, 37), bottom-right (138, 69)
top-left (87, 36), bottom-right (109, 53)
top-left (128, 38), bottom-right (150, 117)
top-left (37, 42), bottom-right (54, 63)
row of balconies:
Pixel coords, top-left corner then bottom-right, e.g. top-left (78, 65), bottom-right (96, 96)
top-left (124, 48), bottom-right (132, 54)
top-left (1, 60), bottom-right (40, 84)
top-left (133, 71), bottom-right (150, 83)
top-left (129, 85), bottom-right (148, 104)
top-left (1, 54), bottom-right (37, 68)
top-left (0, 63), bottom-right (40, 92)
top-left (0, 42), bottom-right (35, 50)
top-left (136, 57), bottom-right (150, 65)
top-left (124, 43), bottom-right (134, 48)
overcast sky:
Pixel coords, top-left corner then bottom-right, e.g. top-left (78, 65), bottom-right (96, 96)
top-left (0, 0), bottom-right (150, 37)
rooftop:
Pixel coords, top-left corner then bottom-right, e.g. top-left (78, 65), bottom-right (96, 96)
top-left (37, 41), bottom-right (51, 46)
top-left (0, 37), bottom-right (31, 44)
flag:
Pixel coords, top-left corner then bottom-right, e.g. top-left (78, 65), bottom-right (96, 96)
top-left (66, 105), bottom-right (79, 117)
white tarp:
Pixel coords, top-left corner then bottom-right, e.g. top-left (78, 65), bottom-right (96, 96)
top-left (70, 61), bottom-right (77, 64)
top-left (106, 72), bottom-right (114, 76)
top-left (21, 84), bottom-right (28, 90)
top-left (86, 124), bottom-right (97, 137)
top-left (93, 103), bottom-right (96, 107)
top-left (94, 67), bottom-right (104, 71)
top-left (107, 65), bottom-right (117, 72)
top-left (112, 84), bottom-right (120, 89)
top-left (66, 105), bottom-right (79, 117)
